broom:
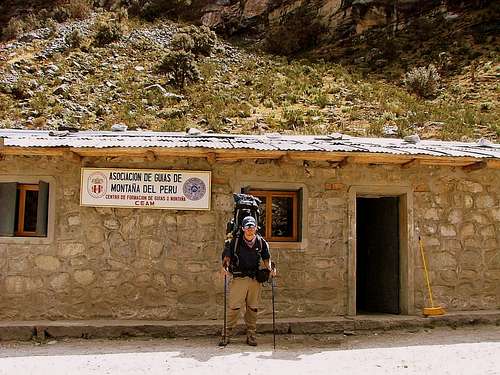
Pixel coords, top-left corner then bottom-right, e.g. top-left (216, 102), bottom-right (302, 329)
top-left (419, 235), bottom-right (446, 316)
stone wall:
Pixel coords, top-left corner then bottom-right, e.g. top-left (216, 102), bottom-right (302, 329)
top-left (0, 153), bottom-right (498, 320)
top-left (413, 173), bottom-right (500, 311)
top-left (0, 154), bottom-right (230, 320)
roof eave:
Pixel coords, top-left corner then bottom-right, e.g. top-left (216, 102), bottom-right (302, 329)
top-left (1, 145), bottom-right (499, 169)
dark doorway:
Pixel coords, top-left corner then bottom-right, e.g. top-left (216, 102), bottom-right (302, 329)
top-left (356, 197), bottom-right (400, 314)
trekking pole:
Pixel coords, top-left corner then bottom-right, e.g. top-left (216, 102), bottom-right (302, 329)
top-left (271, 262), bottom-right (276, 350)
top-left (223, 272), bottom-right (227, 345)
top-left (219, 269), bottom-right (228, 347)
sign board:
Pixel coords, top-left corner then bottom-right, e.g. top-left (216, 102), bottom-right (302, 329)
top-left (80, 168), bottom-right (211, 210)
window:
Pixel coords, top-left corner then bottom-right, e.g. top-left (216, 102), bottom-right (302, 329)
top-left (249, 190), bottom-right (299, 242)
top-left (0, 181), bottom-right (49, 237)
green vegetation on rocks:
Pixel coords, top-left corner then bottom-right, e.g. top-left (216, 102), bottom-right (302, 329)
top-left (157, 50), bottom-right (201, 89)
top-left (0, 3), bottom-right (498, 141)
top-left (404, 64), bottom-right (441, 99)
top-left (93, 15), bottom-right (126, 46)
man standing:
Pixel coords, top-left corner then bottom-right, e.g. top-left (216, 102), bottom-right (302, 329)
top-left (220, 216), bottom-right (276, 346)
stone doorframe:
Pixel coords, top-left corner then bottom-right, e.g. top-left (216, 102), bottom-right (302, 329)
top-left (347, 185), bottom-right (415, 316)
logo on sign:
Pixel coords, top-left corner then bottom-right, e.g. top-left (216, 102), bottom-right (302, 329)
top-left (183, 177), bottom-right (206, 201)
top-left (87, 172), bottom-right (107, 198)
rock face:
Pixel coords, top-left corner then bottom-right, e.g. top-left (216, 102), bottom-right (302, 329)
top-left (200, 0), bottom-right (395, 34)
top-left (200, 0), bottom-right (488, 46)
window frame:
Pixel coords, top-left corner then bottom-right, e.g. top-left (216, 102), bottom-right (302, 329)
top-left (249, 190), bottom-right (299, 242)
top-left (15, 183), bottom-right (40, 237)
top-left (0, 175), bottom-right (55, 245)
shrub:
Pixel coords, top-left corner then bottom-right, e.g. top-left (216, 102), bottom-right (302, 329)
top-left (65, 29), bottom-right (84, 49)
top-left (403, 64), bottom-right (440, 99)
top-left (173, 26), bottom-right (217, 56)
top-left (313, 92), bottom-right (329, 108)
top-left (171, 32), bottom-right (195, 51)
top-left (65, 0), bottom-right (93, 20)
top-left (51, 7), bottom-right (71, 23)
top-left (11, 80), bottom-right (32, 100)
top-left (115, 7), bottom-right (129, 23)
top-left (2, 18), bottom-right (24, 40)
top-left (480, 102), bottom-right (492, 112)
top-left (93, 17), bottom-right (125, 46)
top-left (46, 18), bottom-right (58, 37)
top-left (189, 25), bottom-right (216, 56)
top-left (24, 14), bottom-right (41, 30)
top-left (38, 9), bottom-right (51, 23)
top-left (282, 107), bottom-right (305, 129)
top-left (381, 111), bottom-right (397, 121)
top-left (131, 36), bottom-right (161, 51)
top-left (157, 50), bottom-right (200, 88)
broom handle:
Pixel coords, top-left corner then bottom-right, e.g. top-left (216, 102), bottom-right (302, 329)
top-left (271, 261), bottom-right (276, 350)
top-left (419, 235), bottom-right (435, 307)
top-left (272, 278), bottom-right (275, 350)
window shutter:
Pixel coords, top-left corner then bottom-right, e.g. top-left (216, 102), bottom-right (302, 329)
top-left (297, 188), bottom-right (303, 241)
top-left (0, 182), bottom-right (17, 236)
top-left (35, 181), bottom-right (49, 237)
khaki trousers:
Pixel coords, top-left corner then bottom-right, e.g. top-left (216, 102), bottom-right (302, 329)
top-left (227, 276), bottom-right (261, 334)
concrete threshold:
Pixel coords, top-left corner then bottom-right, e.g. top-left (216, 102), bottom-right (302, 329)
top-left (0, 310), bottom-right (499, 341)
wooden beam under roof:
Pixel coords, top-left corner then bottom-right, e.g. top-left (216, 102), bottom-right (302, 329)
top-left (215, 150), bottom-right (286, 161)
top-left (0, 145), bottom-right (497, 169)
top-left (0, 146), bottom-right (65, 156)
top-left (288, 152), bottom-right (345, 162)
top-left (277, 153), bottom-right (292, 166)
top-left (417, 158), bottom-right (471, 166)
top-left (348, 155), bottom-right (408, 165)
top-left (145, 150), bottom-right (157, 162)
top-left (71, 147), bottom-right (212, 158)
top-left (71, 147), bottom-right (151, 157)
top-left (462, 160), bottom-right (488, 172)
top-left (329, 157), bottom-right (350, 168)
top-left (401, 159), bottom-right (420, 169)
top-left (63, 150), bottom-right (82, 163)
top-left (206, 152), bottom-right (216, 165)
top-left (487, 159), bottom-right (500, 169)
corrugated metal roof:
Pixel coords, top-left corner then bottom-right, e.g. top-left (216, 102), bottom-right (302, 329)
top-left (0, 129), bottom-right (499, 159)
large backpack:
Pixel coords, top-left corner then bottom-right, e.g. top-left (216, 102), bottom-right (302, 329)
top-left (226, 193), bottom-right (261, 237)
top-left (224, 193), bottom-right (270, 282)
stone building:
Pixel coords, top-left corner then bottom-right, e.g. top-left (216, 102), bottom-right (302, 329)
top-left (0, 129), bottom-right (499, 321)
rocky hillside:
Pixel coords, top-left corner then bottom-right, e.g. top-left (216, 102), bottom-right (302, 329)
top-left (0, 1), bottom-right (498, 141)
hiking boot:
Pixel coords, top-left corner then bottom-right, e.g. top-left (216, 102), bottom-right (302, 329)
top-left (246, 333), bottom-right (257, 346)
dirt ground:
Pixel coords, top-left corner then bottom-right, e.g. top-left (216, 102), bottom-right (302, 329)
top-left (0, 326), bottom-right (499, 375)
top-left (1, 325), bottom-right (499, 359)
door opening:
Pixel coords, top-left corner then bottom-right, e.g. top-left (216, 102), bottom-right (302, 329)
top-left (356, 196), bottom-right (400, 314)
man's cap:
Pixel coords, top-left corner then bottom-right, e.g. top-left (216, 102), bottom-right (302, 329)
top-left (241, 216), bottom-right (257, 228)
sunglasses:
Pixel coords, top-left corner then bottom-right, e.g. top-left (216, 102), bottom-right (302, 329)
top-left (243, 225), bottom-right (256, 229)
